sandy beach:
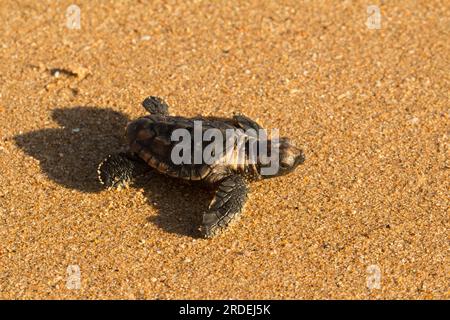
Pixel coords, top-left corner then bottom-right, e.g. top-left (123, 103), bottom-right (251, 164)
top-left (0, 0), bottom-right (448, 299)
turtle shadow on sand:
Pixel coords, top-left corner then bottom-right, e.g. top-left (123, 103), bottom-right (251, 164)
top-left (14, 107), bottom-right (127, 192)
top-left (136, 174), bottom-right (210, 238)
top-left (14, 106), bottom-right (207, 238)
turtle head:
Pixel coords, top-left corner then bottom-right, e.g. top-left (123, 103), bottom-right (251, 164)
top-left (260, 137), bottom-right (305, 178)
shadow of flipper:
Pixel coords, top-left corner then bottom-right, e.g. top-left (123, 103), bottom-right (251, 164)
top-left (136, 173), bottom-right (211, 238)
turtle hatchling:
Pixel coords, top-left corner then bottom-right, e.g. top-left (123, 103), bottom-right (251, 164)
top-left (98, 96), bottom-right (305, 238)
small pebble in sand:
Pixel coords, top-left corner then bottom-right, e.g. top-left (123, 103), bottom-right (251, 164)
top-left (410, 117), bottom-right (419, 124)
top-left (337, 92), bottom-right (350, 100)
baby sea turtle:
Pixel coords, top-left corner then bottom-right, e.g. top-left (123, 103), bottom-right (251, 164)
top-left (98, 96), bottom-right (305, 238)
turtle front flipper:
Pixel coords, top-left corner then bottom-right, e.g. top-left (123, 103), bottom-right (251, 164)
top-left (142, 96), bottom-right (170, 116)
top-left (201, 174), bottom-right (248, 238)
top-left (98, 152), bottom-right (150, 190)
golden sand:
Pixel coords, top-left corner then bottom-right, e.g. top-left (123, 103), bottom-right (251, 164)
top-left (0, 0), bottom-right (448, 299)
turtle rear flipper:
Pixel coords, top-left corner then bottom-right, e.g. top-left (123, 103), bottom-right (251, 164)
top-left (98, 152), bottom-right (150, 190)
top-left (201, 174), bottom-right (248, 238)
top-left (142, 96), bottom-right (170, 116)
